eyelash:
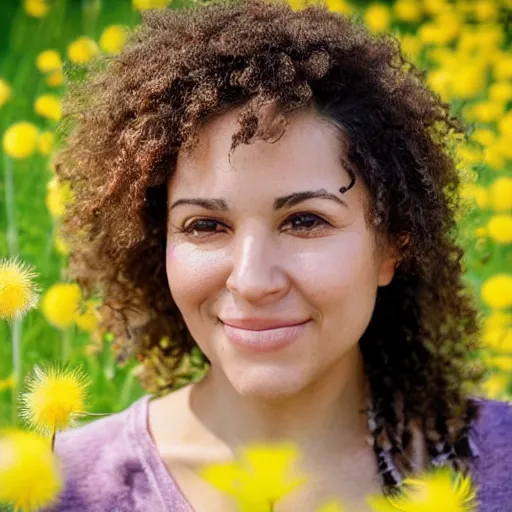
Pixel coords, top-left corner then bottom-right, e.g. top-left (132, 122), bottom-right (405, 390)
top-left (180, 212), bottom-right (331, 239)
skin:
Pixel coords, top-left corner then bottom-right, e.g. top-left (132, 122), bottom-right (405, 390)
top-left (148, 105), bottom-right (401, 511)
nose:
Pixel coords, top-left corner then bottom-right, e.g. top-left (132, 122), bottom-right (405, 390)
top-left (226, 224), bottom-right (290, 304)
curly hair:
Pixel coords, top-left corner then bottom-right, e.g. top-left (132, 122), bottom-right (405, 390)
top-left (55, 0), bottom-right (485, 493)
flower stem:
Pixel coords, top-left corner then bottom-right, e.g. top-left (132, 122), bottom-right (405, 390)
top-left (62, 327), bottom-right (72, 362)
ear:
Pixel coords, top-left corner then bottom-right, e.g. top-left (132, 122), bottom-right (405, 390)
top-left (377, 233), bottom-right (410, 287)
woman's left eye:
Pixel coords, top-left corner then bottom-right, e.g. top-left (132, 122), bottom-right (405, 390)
top-left (284, 212), bottom-right (330, 233)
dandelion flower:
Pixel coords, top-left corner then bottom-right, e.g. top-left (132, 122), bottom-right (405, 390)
top-left (0, 429), bottom-right (62, 511)
top-left (34, 94), bottom-right (62, 121)
top-left (100, 25), bottom-right (127, 54)
top-left (487, 214), bottom-right (512, 244)
top-left (0, 257), bottom-right (40, 322)
top-left (24, 0), bottom-right (50, 18)
top-left (41, 282), bottom-right (81, 329)
top-left (37, 131), bottom-right (55, 155)
top-left (74, 300), bottom-right (100, 332)
top-left (367, 467), bottom-right (477, 512)
top-left (364, 4), bottom-right (391, 32)
top-left (67, 36), bottom-right (99, 65)
top-left (0, 79), bottom-right (11, 108)
top-left (20, 363), bottom-right (90, 436)
top-left (0, 374), bottom-right (15, 392)
top-left (393, 0), bottom-right (423, 23)
top-left (200, 442), bottom-right (307, 510)
top-left (489, 177), bottom-right (512, 212)
top-left (45, 176), bottom-right (74, 218)
top-left (47, 69), bottom-right (65, 87)
top-left (2, 121), bottom-right (39, 159)
top-left (481, 274), bottom-right (512, 310)
top-left (36, 50), bottom-right (62, 74)
top-left (133, 0), bottom-right (171, 9)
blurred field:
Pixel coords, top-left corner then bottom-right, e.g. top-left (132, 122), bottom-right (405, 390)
top-left (0, 0), bottom-right (511, 436)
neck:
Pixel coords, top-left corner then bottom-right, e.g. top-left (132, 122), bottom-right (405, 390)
top-left (190, 345), bottom-right (370, 461)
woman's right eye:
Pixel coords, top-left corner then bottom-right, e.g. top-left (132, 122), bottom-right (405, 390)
top-left (182, 219), bottom-right (226, 237)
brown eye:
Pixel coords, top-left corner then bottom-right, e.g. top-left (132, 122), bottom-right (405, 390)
top-left (285, 212), bottom-right (330, 232)
top-left (183, 219), bottom-right (227, 237)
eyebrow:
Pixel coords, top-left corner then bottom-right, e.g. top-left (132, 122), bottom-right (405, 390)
top-left (169, 189), bottom-right (349, 212)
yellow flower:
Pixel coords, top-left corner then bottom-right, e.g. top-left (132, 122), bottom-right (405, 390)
top-left (450, 64), bottom-right (487, 99)
top-left (34, 94), bottom-right (61, 121)
top-left (481, 274), bottom-right (512, 310)
top-left (498, 112), bottom-right (512, 138)
top-left (489, 177), bottom-right (512, 212)
top-left (487, 214), bottom-right (512, 244)
top-left (481, 373), bottom-right (510, 399)
top-left (324, 0), bottom-right (355, 15)
top-left (24, 0), bottom-right (50, 18)
top-left (0, 429), bottom-right (62, 511)
top-left (20, 363), bottom-right (90, 436)
top-left (74, 300), bottom-right (99, 332)
top-left (421, 0), bottom-right (450, 16)
top-left (100, 25), bottom-right (127, 54)
top-left (464, 100), bottom-right (505, 124)
top-left (493, 52), bottom-right (512, 80)
top-left (399, 35), bottom-right (422, 59)
top-left (364, 4), bottom-right (391, 32)
top-left (489, 81), bottom-right (512, 102)
top-left (41, 282), bottom-right (81, 329)
top-left (0, 79), bottom-right (11, 108)
top-left (36, 50), bottom-right (62, 74)
top-left (427, 69), bottom-right (452, 101)
top-left (316, 500), bottom-right (347, 512)
top-left (486, 355), bottom-right (512, 372)
top-left (0, 374), bottom-right (15, 392)
top-left (459, 184), bottom-right (488, 210)
top-left (482, 311), bottom-right (512, 352)
top-left (46, 69), bottom-right (65, 87)
top-left (0, 257), bottom-right (40, 322)
top-left (45, 176), bottom-right (74, 218)
top-left (367, 467), bottom-right (477, 512)
top-left (67, 36), bottom-right (99, 65)
top-left (133, 0), bottom-right (171, 9)
top-left (53, 232), bottom-right (69, 256)
top-left (37, 131), bottom-right (55, 155)
top-left (393, 0), bottom-right (423, 22)
top-left (470, 128), bottom-right (496, 148)
top-left (474, 0), bottom-right (499, 22)
top-left (475, 226), bottom-right (487, 239)
top-left (200, 442), bottom-right (307, 510)
top-left (2, 121), bottom-right (39, 159)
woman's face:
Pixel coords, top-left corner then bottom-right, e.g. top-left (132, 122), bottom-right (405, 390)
top-left (166, 106), bottom-right (398, 398)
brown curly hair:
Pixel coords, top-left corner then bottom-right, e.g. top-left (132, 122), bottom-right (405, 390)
top-left (55, 0), bottom-right (485, 493)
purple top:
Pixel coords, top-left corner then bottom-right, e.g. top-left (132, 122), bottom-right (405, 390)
top-left (43, 394), bottom-right (512, 512)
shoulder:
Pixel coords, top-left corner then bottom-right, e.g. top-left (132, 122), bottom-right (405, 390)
top-left (44, 395), bottom-right (158, 512)
top-left (469, 397), bottom-right (512, 509)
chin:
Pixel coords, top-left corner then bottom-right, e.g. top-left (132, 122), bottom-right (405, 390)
top-left (226, 364), bottom-right (311, 400)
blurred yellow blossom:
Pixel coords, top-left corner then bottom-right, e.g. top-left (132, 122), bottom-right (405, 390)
top-left (427, 69), bottom-right (452, 101)
top-left (133, 0), bottom-right (171, 8)
top-left (41, 282), bottom-right (81, 330)
top-left (100, 25), bottom-right (127, 54)
top-left (20, 364), bottom-right (90, 436)
top-left (489, 81), bottom-right (512, 102)
top-left (24, 0), bottom-right (50, 18)
top-left (36, 50), bottom-right (62, 74)
top-left (46, 69), bottom-right (64, 87)
top-left (46, 176), bottom-right (74, 218)
top-left (470, 128), bottom-right (496, 147)
top-left (393, 0), bottom-right (422, 22)
top-left (0, 429), bottom-right (62, 511)
top-left (34, 94), bottom-right (61, 121)
top-left (450, 63), bottom-right (487, 99)
top-left (493, 52), bottom-right (512, 80)
top-left (481, 274), bottom-right (512, 310)
top-left (364, 4), bottom-right (391, 32)
top-left (498, 112), bottom-right (512, 138)
top-left (74, 300), bottom-right (100, 332)
top-left (421, 0), bottom-right (450, 16)
top-left (464, 100), bottom-right (505, 124)
top-left (0, 374), bottom-right (14, 392)
top-left (200, 442), bottom-right (307, 510)
top-left (2, 122), bottom-right (38, 159)
top-left (485, 355), bottom-right (512, 372)
top-left (367, 466), bottom-right (477, 512)
top-left (475, 226), bottom-right (488, 239)
top-left (0, 79), bottom-right (11, 108)
top-left (459, 184), bottom-right (488, 210)
top-left (483, 142), bottom-right (507, 170)
top-left (53, 232), bottom-right (69, 256)
top-left (489, 177), bottom-right (512, 211)
top-left (482, 373), bottom-right (510, 399)
top-left (482, 311), bottom-right (512, 352)
top-left (67, 36), bottom-right (99, 65)
top-left (324, 0), bottom-right (354, 15)
top-left (399, 35), bottom-right (422, 59)
top-left (487, 214), bottom-right (512, 244)
top-left (0, 257), bottom-right (40, 322)
top-left (37, 131), bottom-right (55, 155)
top-left (474, 0), bottom-right (499, 22)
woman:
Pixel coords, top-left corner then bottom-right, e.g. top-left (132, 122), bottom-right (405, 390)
top-left (48, 0), bottom-right (512, 510)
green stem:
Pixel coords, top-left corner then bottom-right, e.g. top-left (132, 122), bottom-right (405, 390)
top-left (62, 327), bottom-right (72, 362)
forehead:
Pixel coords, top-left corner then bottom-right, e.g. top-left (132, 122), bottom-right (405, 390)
top-left (169, 107), bottom-right (362, 204)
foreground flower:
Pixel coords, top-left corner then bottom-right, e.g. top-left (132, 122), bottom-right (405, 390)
top-left (368, 467), bottom-right (477, 512)
top-left (41, 282), bottom-right (81, 329)
top-left (0, 429), bottom-right (62, 511)
top-left (20, 363), bottom-right (90, 437)
top-left (199, 442), bottom-right (307, 510)
top-left (0, 257), bottom-right (40, 322)
top-left (2, 121), bottom-right (38, 159)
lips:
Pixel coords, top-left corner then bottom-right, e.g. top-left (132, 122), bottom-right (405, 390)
top-left (219, 318), bottom-right (310, 330)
